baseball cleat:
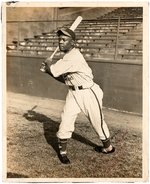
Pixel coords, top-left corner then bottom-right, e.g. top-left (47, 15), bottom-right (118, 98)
top-left (94, 146), bottom-right (115, 154)
top-left (59, 154), bottom-right (71, 164)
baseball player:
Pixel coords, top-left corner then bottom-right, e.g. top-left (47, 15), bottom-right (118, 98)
top-left (41, 28), bottom-right (115, 164)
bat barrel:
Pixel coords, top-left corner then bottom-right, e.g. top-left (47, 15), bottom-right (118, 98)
top-left (70, 16), bottom-right (83, 31)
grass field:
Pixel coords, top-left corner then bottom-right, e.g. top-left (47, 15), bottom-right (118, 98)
top-left (5, 92), bottom-right (143, 181)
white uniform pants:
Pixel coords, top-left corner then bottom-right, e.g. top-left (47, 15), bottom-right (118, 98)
top-left (57, 83), bottom-right (110, 140)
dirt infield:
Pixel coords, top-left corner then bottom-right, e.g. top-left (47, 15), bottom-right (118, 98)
top-left (5, 92), bottom-right (142, 181)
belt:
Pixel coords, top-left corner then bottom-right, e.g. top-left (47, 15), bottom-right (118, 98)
top-left (68, 85), bottom-right (83, 91)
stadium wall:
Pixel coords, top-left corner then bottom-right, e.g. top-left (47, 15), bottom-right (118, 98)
top-left (7, 56), bottom-right (142, 114)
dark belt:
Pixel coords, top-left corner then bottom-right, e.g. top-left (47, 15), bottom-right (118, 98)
top-left (68, 85), bottom-right (83, 91)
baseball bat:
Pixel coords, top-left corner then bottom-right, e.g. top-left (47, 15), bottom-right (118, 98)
top-left (40, 16), bottom-right (83, 72)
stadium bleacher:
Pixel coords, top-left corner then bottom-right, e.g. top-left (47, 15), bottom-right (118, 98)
top-left (7, 7), bottom-right (143, 63)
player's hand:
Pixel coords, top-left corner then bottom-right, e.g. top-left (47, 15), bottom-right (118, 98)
top-left (40, 57), bottom-right (52, 73)
top-left (41, 62), bottom-right (50, 73)
top-left (44, 57), bottom-right (53, 65)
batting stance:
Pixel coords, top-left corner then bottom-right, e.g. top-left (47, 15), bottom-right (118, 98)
top-left (41, 28), bottom-right (115, 164)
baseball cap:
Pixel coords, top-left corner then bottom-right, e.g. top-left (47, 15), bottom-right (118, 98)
top-left (57, 28), bottom-right (76, 40)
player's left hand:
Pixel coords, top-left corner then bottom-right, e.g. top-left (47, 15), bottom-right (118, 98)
top-left (41, 62), bottom-right (51, 73)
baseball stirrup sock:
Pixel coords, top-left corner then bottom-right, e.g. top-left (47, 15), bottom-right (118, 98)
top-left (58, 139), bottom-right (68, 155)
top-left (102, 138), bottom-right (111, 148)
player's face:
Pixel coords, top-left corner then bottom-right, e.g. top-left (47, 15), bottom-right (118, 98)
top-left (58, 35), bottom-right (74, 53)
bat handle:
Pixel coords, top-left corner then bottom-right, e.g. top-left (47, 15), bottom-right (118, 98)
top-left (49, 46), bottom-right (59, 59)
top-left (40, 46), bottom-right (59, 72)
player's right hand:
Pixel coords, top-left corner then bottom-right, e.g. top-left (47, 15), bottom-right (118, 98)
top-left (44, 57), bottom-right (53, 65)
top-left (40, 62), bottom-right (47, 72)
top-left (40, 57), bottom-right (52, 73)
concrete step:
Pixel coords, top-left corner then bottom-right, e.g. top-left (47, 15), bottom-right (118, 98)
top-left (118, 39), bottom-right (142, 44)
top-left (64, 23), bottom-right (139, 30)
top-left (37, 32), bottom-right (119, 38)
top-left (75, 27), bottom-right (131, 33)
top-left (82, 20), bottom-right (141, 24)
top-left (119, 35), bottom-right (142, 40)
top-left (74, 26), bottom-right (135, 31)
top-left (75, 29), bottom-right (129, 33)
top-left (76, 32), bottom-right (126, 36)
top-left (124, 48), bottom-right (142, 54)
top-left (19, 45), bottom-right (56, 52)
top-left (25, 42), bottom-right (58, 47)
top-left (14, 49), bottom-right (56, 57)
top-left (107, 43), bottom-right (142, 49)
top-left (125, 32), bottom-right (142, 36)
top-left (77, 40), bottom-right (113, 44)
top-left (78, 44), bottom-right (107, 49)
top-left (26, 38), bottom-right (57, 42)
top-left (7, 49), bottom-right (21, 54)
top-left (117, 53), bottom-right (142, 60)
top-left (32, 34), bottom-right (118, 40)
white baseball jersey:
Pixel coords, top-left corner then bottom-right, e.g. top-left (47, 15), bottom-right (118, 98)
top-left (50, 48), bottom-right (94, 88)
top-left (50, 48), bottom-right (110, 141)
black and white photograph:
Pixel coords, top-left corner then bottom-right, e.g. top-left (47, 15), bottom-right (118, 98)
top-left (2, 1), bottom-right (149, 183)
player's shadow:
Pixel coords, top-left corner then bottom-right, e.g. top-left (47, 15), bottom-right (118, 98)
top-left (23, 110), bottom-right (97, 160)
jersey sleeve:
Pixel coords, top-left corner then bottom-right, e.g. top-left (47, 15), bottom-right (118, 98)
top-left (50, 49), bottom-right (84, 78)
top-left (50, 58), bottom-right (74, 77)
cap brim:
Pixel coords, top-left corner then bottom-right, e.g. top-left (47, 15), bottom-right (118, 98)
top-left (57, 29), bottom-right (71, 37)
